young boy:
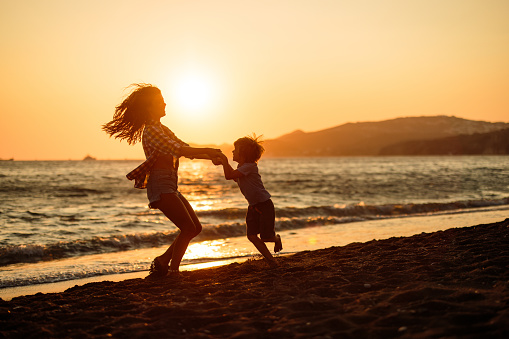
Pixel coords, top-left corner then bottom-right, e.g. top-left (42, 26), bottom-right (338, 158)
top-left (218, 135), bottom-right (282, 267)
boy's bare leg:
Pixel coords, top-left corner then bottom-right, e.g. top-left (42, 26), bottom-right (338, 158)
top-left (274, 234), bottom-right (283, 252)
top-left (247, 235), bottom-right (277, 267)
top-left (261, 234), bottom-right (283, 253)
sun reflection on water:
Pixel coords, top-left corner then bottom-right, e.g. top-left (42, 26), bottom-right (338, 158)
top-left (178, 159), bottom-right (232, 211)
top-left (184, 240), bottom-right (229, 260)
top-left (188, 197), bottom-right (216, 212)
top-left (183, 259), bottom-right (241, 271)
top-left (184, 238), bottom-right (253, 261)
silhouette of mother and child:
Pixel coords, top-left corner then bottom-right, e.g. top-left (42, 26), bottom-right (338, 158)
top-left (103, 84), bottom-right (283, 279)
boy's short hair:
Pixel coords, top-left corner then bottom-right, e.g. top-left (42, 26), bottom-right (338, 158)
top-left (234, 135), bottom-right (265, 163)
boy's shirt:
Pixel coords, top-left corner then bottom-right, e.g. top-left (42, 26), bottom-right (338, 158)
top-left (236, 163), bottom-right (271, 206)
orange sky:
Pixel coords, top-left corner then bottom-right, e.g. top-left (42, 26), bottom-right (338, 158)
top-left (1, 0), bottom-right (508, 160)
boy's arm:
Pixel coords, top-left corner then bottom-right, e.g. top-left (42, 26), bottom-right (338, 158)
top-left (219, 154), bottom-right (244, 180)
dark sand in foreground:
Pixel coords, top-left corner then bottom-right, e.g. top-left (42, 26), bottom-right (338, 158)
top-left (1, 219), bottom-right (508, 338)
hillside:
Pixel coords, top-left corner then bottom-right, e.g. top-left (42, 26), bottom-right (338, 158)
top-left (379, 127), bottom-right (509, 155)
top-left (260, 116), bottom-right (509, 157)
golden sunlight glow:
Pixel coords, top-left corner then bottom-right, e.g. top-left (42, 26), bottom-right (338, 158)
top-left (168, 70), bottom-right (218, 117)
top-left (2, 1), bottom-right (508, 160)
top-left (177, 160), bottom-right (224, 211)
top-left (183, 260), bottom-right (235, 271)
top-left (185, 240), bottom-right (227, 260)
top-left (189, 198), bottom-right (215, 212)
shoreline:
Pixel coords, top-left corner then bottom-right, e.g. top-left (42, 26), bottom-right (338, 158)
top-left (0, 258), bottom-right (247, 302)
top-left (1, 219), bottom-right (508, 338)
top-left (2, 205), bottom-right (507, 301)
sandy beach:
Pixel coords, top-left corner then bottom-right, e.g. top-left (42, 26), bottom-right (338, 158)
top-left (1, 219), bottom-right (508, 338)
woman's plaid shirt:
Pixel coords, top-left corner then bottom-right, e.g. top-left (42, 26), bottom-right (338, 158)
top-left (126, 122), bottom-right (188, 189)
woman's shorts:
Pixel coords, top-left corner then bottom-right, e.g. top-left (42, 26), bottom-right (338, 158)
top-left (246, 199), bottom-right (275, 240)
top-left (146, 169), bottom-right (178, 209)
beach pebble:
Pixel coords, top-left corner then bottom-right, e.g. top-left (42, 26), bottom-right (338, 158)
top-left (364, 283), bottom-right (371, 288)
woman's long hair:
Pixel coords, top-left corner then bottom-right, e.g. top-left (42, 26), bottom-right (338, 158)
top-left (102, 84), bottom-right (161, 145)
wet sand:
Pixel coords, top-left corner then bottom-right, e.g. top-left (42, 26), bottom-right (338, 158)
top-left (1, 219), bottom-right (508, 338)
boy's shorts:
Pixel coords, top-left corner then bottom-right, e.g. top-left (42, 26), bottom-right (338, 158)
top-left (146, 169), bottom-right (179, 209)
top-left (246, 199), bottom-right (275, 240)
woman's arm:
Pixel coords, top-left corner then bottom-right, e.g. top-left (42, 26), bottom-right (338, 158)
top-left (147, 125), bottom-right (221, 162)
top-left (185, 152), bottom-right (223, 165)
top-left (179, 146), bottom-right (222, 160)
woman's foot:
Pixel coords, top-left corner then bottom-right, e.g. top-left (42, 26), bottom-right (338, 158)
top-left (274, 234), bottom-right (283, 253)
top-left (168, 269), bottom-right (181, 277)
top-left (146, 256), bottom-right (168, 280)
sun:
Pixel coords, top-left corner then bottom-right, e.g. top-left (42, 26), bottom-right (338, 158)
top-left (168, 71), bottom-right (217, 117)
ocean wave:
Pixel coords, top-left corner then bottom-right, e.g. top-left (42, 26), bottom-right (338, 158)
top-left (0, 267), bottom-right (145, 288)
top-left (0, 182), bottom-right (108, 197)
top-left (196, 197), bottom-right (509, 219)
top-left (0, 255), bottom-right (251, 289)
top-left (1, 197), bottom-right (508, 266)
top-left (54, 187), bottom-right (107, 197)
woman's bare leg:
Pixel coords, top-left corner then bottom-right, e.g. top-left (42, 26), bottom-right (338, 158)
top-left (178, 194), bottom-right (203, 237)
top-left (156, 193), bottom-right (201, 271)
top-left (157, 234), bottom-right (179, 266)
top-left (155, 194), bottom-right (203, 267)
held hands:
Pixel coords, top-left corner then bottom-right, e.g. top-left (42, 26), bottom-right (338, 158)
top-left (186, 148), bottom-right (226, 165)
top-left (211, 157), bottom-right (223, 166)
top-left (210, 149), bottom-right (226, 166)
top-left (218, 152), bottom-right (229, 163)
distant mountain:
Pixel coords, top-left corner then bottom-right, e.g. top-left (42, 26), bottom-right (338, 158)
top-left (260, 116), bottom-right (509, 157)
top-left (380, 127), bottom-right (509, 155)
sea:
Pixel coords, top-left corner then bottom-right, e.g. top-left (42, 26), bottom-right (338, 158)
top-left (1, 156), bottom-right (509, 299)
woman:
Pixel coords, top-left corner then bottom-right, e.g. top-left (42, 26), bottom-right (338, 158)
top-left (103, 83), bottom-right (222, 278)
